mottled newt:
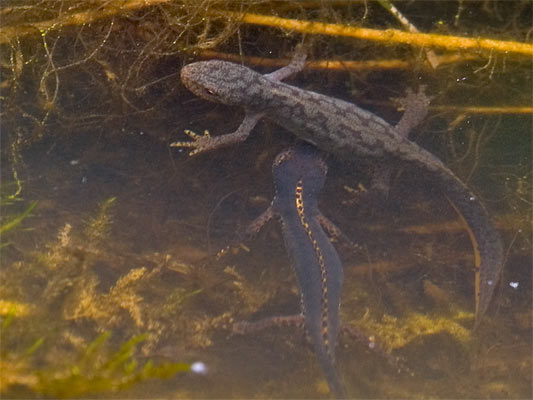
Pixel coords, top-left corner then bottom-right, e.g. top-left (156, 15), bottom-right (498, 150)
top-left (238, 144), bottom-right (346, 398)
top-left (172, 49), bottom-right (503, 325)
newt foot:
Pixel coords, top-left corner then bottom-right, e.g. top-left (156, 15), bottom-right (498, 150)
top-left (170, 129), bottom-right (212, 156)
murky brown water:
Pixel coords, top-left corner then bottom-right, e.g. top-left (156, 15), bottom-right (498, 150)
top-left (1, 2), bottom-right (531, 397)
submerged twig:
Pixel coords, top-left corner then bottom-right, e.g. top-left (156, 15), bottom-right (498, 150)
top-left (216, 11), bottom-right (533, 56)
top-left (197, 49), bottom-right (483, 71)
top-left (377, 0), bottom-right (440, 68)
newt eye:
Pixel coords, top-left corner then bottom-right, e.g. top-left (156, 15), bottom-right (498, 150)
top-left (205, 88), bottom-right (216, 96)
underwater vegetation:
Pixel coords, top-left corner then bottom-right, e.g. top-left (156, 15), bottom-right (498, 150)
top-left (1, 324), bottom-right (193, 398)
top-left (0, 198), bottom-right (203, 398)
top-left (0, 179), bottom-right (37, 248)
top-left (0, 200), bottom-right (37, 239)
top-left (0, 192), bottom-right (294, 397)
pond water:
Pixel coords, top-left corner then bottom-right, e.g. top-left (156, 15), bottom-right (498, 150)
top-left (1, 3), bottom-right (531, 398)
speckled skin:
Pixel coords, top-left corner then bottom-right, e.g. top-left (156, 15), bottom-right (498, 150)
top-left (176, 54), bottom-right (503, 325)
top-left (243, 144), bottom-right (346, 398)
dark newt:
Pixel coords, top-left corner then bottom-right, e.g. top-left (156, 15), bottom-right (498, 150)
top-left (172, 49), bottom-right (503, 325)
top-left (237, 143), bottom-right (347, 398)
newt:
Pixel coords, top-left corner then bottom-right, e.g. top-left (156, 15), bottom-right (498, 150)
top-left (237, 143), bottom-right (347, 398)
top-left (172, 49), bottom-right (503, 325)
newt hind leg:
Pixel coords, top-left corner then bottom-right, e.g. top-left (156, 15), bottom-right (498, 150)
top-left (233, 314), bottom-right (304, 334)
top-left (232, 314), bottom-right (404, 372)
top-left (265, 44), bottom-right (308, 81)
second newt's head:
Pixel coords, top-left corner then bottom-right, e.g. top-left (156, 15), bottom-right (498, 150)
top-left (180, 60), bottom-right (269, 108)
top-left (273, 144), bottom-right (327, 204)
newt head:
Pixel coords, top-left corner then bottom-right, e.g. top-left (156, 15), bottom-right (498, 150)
top-left (273, 144), bottom-right (327, 203)
top-left (180, 60), bottom-right (265, 107)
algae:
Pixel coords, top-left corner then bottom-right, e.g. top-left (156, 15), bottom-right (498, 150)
top-left (0, 193), bottom-right (280, 397)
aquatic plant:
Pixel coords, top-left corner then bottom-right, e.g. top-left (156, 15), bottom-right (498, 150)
top-left (0, 179), bottom-right (37, 247)
top-left (1, 316), bottom-right (194, 398)
top-left (0, 192), bottom-right (268, 397)
top-left (0, 201), bottom-right (37, 238)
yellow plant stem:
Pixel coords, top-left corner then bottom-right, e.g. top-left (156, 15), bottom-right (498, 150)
top-left (198, 49), bottom-right (483, 71)
top-left (2, 3), bottom-right (531, 57)
top-left (0, 0), bottom-right (169, 43)
top-left (431, 105), bottom-right (533, 115)
top-left (216, 11), bottom-right (533, 56)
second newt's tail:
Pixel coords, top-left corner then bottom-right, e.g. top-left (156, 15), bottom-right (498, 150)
top-left (313, 343), bottom-right (347, 399)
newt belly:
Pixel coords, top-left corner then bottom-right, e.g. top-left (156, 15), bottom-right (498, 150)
top-left (244, 143), bottom-right (346, 398)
